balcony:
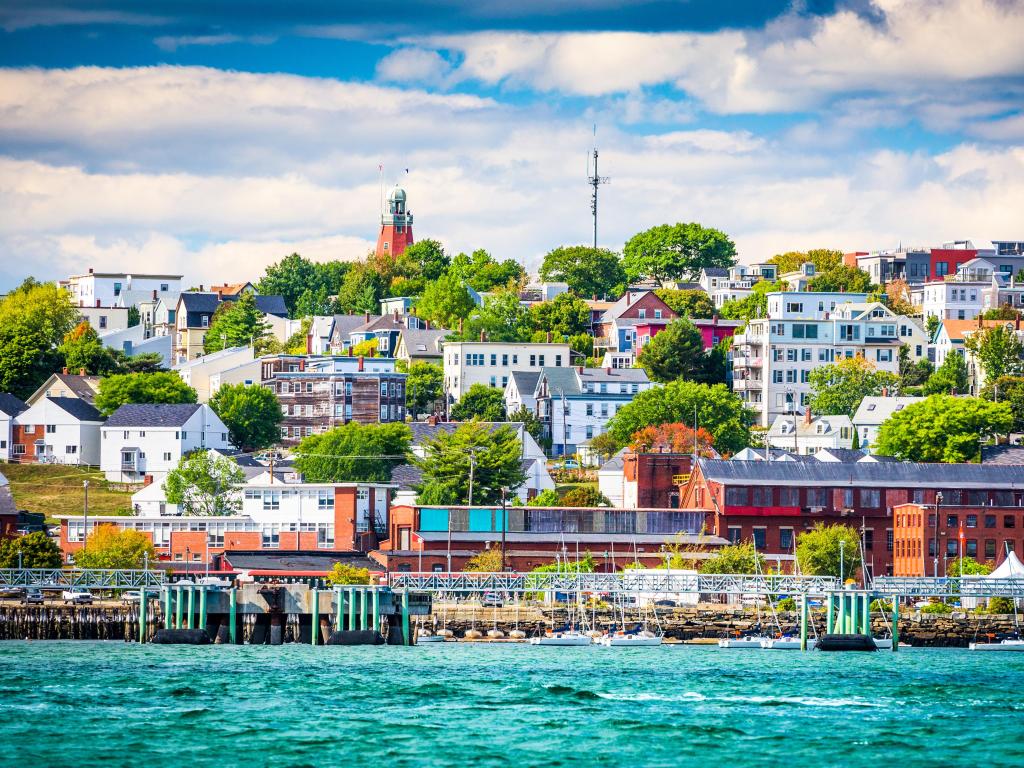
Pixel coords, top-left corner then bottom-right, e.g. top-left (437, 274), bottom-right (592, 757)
top-left (733, 355), bottom-right (763, 368)
top-left (732, 379), bottom-right (762, 391)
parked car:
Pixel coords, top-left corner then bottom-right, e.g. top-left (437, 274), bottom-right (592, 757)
top-left (62, 590), bottom-right (94, 605)
top-left (481, 591), bottom-right (505, 608)
top-left (0, 587), bottom-right (25, 600)
top-left (121, 591), bottom-right (142, 603)
top-left (22, 589), bottom-right (44, 605)
top-left (552, 459), bottom-right (580, 470)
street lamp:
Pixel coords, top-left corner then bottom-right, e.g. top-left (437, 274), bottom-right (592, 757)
top-left (500, 486), bottom-right (510, 572)
top-left (82, 479), bottom-right (89, 553)
top-left (839, 539), bottom-right (846, 583)
top-left (934, 492), bottom-right (944, 578)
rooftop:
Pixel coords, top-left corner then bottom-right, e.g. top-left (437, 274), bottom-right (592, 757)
top-left (105, 403), bottom-right (202, 428)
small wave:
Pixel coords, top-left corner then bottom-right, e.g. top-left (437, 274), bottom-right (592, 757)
top-left (719, 694), bottom-right (883, 708)
top-left (594, 691), bottom-right (706, 702)
top-left (169, 685), bottom-right (199, 697)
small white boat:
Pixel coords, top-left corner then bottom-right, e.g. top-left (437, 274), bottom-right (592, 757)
top-left (718, 636), bottom-right (769, 648)
top-left (530, 631), bottom-right (593, 646)
top-left (969, 639), bottom-right (1024, 651)
top-left (759, 637), bottom-right (817, 650)
top-left (598, 631), bottom-right (664, 647)
top-left (872, 638), bottom-right (893, 650)
top-left (416, 634), bottom-right (446, 643)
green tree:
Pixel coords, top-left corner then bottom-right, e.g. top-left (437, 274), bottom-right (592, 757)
top-left (528, 292), bottom-right (592, 338)
top-left (451, 384), bottom-right (507, 421)
top-left (588, 432), bottom-right (619, 463)
top-left (874, 395), bottom-right (1012, 462)
top-left (351, 338), bottom-right (378, 357)
top-left (336, 261), bottom-right (387, 314)
top-left (208, 383), bottom-right (282, 451)
top-left (527, 488), bottom-right (561, 506)
top-left (964, 323), bottom-right (1024, 383)
top-left (293, 422), bottom-right (412, 482)
top-left (898, 345), bottom-right (933, 388)
top-left (401, 239), bottom-right (451, 282)
top-left (0, 279), bottom-right (79, 399)
top-left (463, 547), bottom-right (504, 572)
top-left (204, 293), bottom-right (271, 354)
top-left (637, 319), bottom-right (722, 384)
top-left (719, 280), bottom-right (786, 322)
top-left (926, 314), bottom-right (941, 339)
top-left (294, 285), bottom-right (336, 317)
top-left (795, 524), bottom-right (862, 578)
top-left (981, 305), bottom-right (1021, 321)
top-left (539, 246), bottom-right (625, 298)
top-left (807, 357), bottom-right (900, 418)
top-left (623, 222), bottom-right (736, 284)
top-left (923, 352), bottom-right (969, 395)
top-left (127, 305), bottom-right (141, 327)
top-left (414, 422), bottom-right (526, 505)
top-left (981, 375), bottom-right (1024, 433)
top-left (418, 273), bottom-right (475, 329)
top-left (59, 321), bottom-right (113, 375)
top-left (768, 248), bottom-right (844, 274)
top-left (325, 562), bottom-right (371, 585)
top-left (949, 557), bottom-right (993, 576)
top-left (532, 551), bottom-right (596, 573)
top-left (561, 486), bottom-right (610, 507)
top-left (808, 263), bottom-right (875, 293)
top-left (74, 525), bottom-right (156, 569)
top-left (699, 542), bottom-right (764, 574)
top-left (449, 249), bottom-right (525, 292)
top-left (406, 362), bottom-right (444, 419)
top-left (507, 405), bottom-right (544, 443)
top-left (462, 287), bottom-right (531, 342)
top-left (111, 350), bottom-right (167, 374)
top-left (654, 288), bottom-right (715, 318)
top-left (607, 380), bottom-right (751, 455)
top-left (163, 451), bottom-right (245, 516)
top-left (0, 531), bottom-right (62, 568)
top-left (256, 253), bottom-right (349, 317)
top-left (94, 372), bottom-right (198, 416)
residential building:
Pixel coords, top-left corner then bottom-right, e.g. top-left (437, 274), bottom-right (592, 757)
top-left (962, 320), bottom-right (1024, 394)
top-left (394, 326), bottom-right (448, 366)
top-left (534, 367), bottom-right (654, 456)
top-left (407, 419), bottom-right (547, 461)
top-left (632, 316), bottom-right (741, 359)
top-left (174, 345), bottom-right (255, 402)
top-left (376, 185), bottom-right (414, 257)
top-left (100, 328), bottom-right (173, 368)
top-left (779, 262), bottom-right (816, 292)
top-left (208, 359), bottom-right (263, 398)
top-left (503, 371), bottom-right (541, 416)
top-left (11, 397), bottom-right (103, 465)
top-left (931, 318), bottom-right (1007, 368)
top-left (0, 393), bottom-right (28, 462)
top-left (918, 278), bottom-right (986, 322)
top-left (852, 396), bottom-right (924, 451)
top-left (62, 269), bottom-right (182, 309)
top-left (261, 355), bottom-right (406, 444)
top-left (100, 403), bottom-right (231, 483)
top-left (593, 290), bottom-right (677, 358)
top-left (26, 371), bottom-right (100, 406)
top-left (679, 458), bottom-right (1024, 576)
top-left (76, 304), bottom-right (129, 334)
top-left (765, 410), bottom-right (854, 455)
top-left (597, 450), bottom-right (628, 508)
top-left (173, 291), bottom-right (288, 364)
top-left (442, 340), bottom-right (571, 402)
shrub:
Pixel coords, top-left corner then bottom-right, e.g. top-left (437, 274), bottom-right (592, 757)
top-left (984, 596), bottom-right (1015, 614)
top-left (775, 597), bottom-right (796, 611)
top-left (920, 601), bottom-right (953, 615)
top-left (869, 599), bottom-right (892, 613)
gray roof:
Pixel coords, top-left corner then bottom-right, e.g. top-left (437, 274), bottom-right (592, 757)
top-left (253, 295), bottom-right (288, 317)
top-left (853, 396), bottom-right (925, 426)
top-left (508, 370), bottom-right (541, 394)
top-left (813, 447), bottom-right (870, 463)
top-left (539, 366), bottom-right (649, 397)
top-left (105, 403), bottom-right (202, 428)
top-left (702, 268), bottom-right (729, 277)
top-left (408, 421), bottom-right (529, 445)
top-left (391, 463), bottom-right (422, 491)
top-left (697, 458), bottom-right (1024, 488)
top-left (223, 551), bottom-right (379, 572)
top-left (599, 447), bottom-right (629, 472)
top-left (48, 397), bottom-right (103, 422)
top-left (179, 292), bottom-right (221, 313)
top-left (0, 393), bottom-right (27, 417)
top-left (982, 446), bottom-right (1024, 466)
top-left (330, 314), bottom-right (382, 340)
top-left (399, 327), bottom-right (448, 355)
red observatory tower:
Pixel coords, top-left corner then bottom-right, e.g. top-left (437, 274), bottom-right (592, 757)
top-left (375, 185), bottom-right (414, 257)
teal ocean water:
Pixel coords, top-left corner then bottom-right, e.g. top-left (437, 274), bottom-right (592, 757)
top-left (1, 642), bottom-right (1022, 767)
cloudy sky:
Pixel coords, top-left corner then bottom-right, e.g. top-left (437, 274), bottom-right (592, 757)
top-left (1, 0), bottom-right (1022, 291)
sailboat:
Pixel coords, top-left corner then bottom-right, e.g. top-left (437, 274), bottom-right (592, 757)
top-left (970, 548), bottom-right (1024, 651)
top-left (531, 549), bottom-right (592, 646)
top-left (598, 593), bottom-right (664, 647)
top-left (720, 541), bottom-right (773, 648)
top-left (761, 538), bottom-right (817, 649)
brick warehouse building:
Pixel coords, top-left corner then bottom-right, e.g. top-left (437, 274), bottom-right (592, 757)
top-left (678, 459), bottom-right (1024, 577)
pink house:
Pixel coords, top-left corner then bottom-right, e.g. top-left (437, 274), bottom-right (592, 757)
top-left (634, 316), bottom-right (742, 356)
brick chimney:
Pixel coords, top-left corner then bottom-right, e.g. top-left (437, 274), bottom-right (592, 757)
top-left (199, 285), bottom-right (204, 291)
top-left (804, 407), bottom-right (813, 426)
top-left (358, 356), bottom-right (364, 372)
top-left (393, 309), bottom-right (399, 322)
top-left (95, 299), bottom-right (101, 307)
top-left (79, 368), bottom-right (87, 376)
top-left (298, 358), bottom-right (305, 371)
top-left (425, 320), bottom-right (430, 330)
top-left (1017, 315), bottom-right (1021, 331)
top-left (881, 386), bottom-right (888, 397)
top-left (365, 311), bottom-right (371, 323)
top-left (62, 367), bottom-right (68, 375)
top-left (546, 331), bottom-right (552, 343)
top-left (152, 289), bottom-right (157, 300)
top-left (459, 318), bottom-right (464, 334)
top-left (88, 267), bottom-right (94, 274)
top-left (479, 329), bottom-right (486, 342)
top-left (978, 314), bottom-right (983, 328)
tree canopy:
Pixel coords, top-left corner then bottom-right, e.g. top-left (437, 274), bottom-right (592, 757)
top-left (623, 222), bottom-right (736, 284)
top-left (528, 292), bottom-right (592, 338)
top-left (417, 273), bottom-right (475, 329)
top-left (401, 239), bottom-right (451, 282)
top-left (964, 323), bottom-right (1024, 384)
top-left (808, 263), bottom-right (875, 293)
top-left (0, 279), bottom-right (79, 399)
top-left (94, 372), bottom-right (198, 416)
top-left (0, 531), bottom-right (62, 568)
top-left (450, 384), bottom-right (507, 421)
top-left (208, 383), bottom-right (282, 451)
top-left (414, 421), bottom-right (526, 505)
top-left (405, 362), bottom-right (445, 419)
top-left (461, 287), bottom-right (531, 342)
top-left (74, 525), bottom-right (156, 569)
top-left (539, 246), bottom-right (625, 298)
top-left (163, 451), bottom-right (245, 516)
top-left (654, 288), bottom-right (715, 318)
top-left (58, 321), bottom-right (109, 375)
top-left (326, 562), bottom-right (371, 585)
top-left (256, 253), bottom-right (352, 317)
top-left (204, 293), bottom-right (271, 354)
top-left (767, 248), bottom-right (844, 274)
top-left (699, 542), bottom-right (764, 574)
top-left (449, 249), bottom-right (525, 292)
top-left (607, 380), bottom-right (751, 455)
top-left (796, 524), bottom-right (862, 579)
top-left (807, 356), bottom-right (900, 418)
top-left (874, 395), bottom-right (1012, 463)
top-left (629, 423), bottom-right (715, 455)
top-left (923, 351), bottom-right (969, 395)
top-left (293, 422), bottom-right (412, 483)
top-left (981, 375), bottom-right (1024, 433)
top-left (637, 319), bottom-right (724, 384)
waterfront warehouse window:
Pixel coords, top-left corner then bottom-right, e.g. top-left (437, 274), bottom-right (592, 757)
top-left (1006, 540), bottom-right (1016, 553)
top-left (752, 487), bottom-right (772, 507)
top-left (994, 491), bottom-right (1014, 506)
top-left (806, 488), bottom-right (827, 507)
top-left (779, 488), bottom-right (798, 506)
top-left (725, 487), bottom-right (749, 506)
top-left (887, 529), bottom-right (894, 552)
top-left (928, 513), bottom-right (936, 528)
top-left (842, 489), bottom-right (854, 508)
top-left (966, 539), bottom-right (978, 558)
top-left (1004, 515), bottom-right (1016, 529)
top-left (862, 489), bottom-right (881, 508)
top-left (929, 539), bottom-right (936, 557)
top-left (779, 528), bottom-right (793, 551)
top-left (728, 527), bottom-right (742, 543)
top-left (604, 511), bottom-right (636, 534)
top-left (752, 527), bottom-right (766, 549)
top-left (318, 490), bottom-right (334, 509)
top-left (864, 528), bottom-right (874, 550)
top-left (966, 514), bottom-right (978, 528)
top-left (946, 514), bottom-right (957, 528)
top-left (985, 539), bottom-right (997, 559)
top-left (985, 514), bottom-right (997, 528)
top-left (261, 524), bottom-right (280, 548)
top-left (968, 490), bottom-right (987, 505)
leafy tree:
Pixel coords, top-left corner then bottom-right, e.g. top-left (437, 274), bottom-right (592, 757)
top-left (294, 285), bottom-right (336, 317)
top-left (898, 345), bottom-right (933, 388)
top-left (414, 422), bottom-right (526, 505)
top-left (0, 279), bottom-right (79, 399)
top-left (111, 350), bottom-right (167, 374)
top-left (462, 287), bottom-right (531, 342)
top-left (449, 249), bottom-right (525, 292)
top-left (718, 280), bottom-right (786, 322)
top-left (768, 248), bottom-right (844, 274)
top-left (637, 319), bottom-right (722, 384)
top-left (406, 362), bottom-right (444, 419)
top-left (623, 223), bottom-right (736, 284)
top-left (94, 372), bottom-right (198, 416)
top-left (981, 375), bottom-right (1024, 433)
top-left (127, 305), bottom-right (141, 327)
top-left (539, 246), bottom-right (625, 298)
top-left (293, 422), bottom-right (412, 483)
top-left (336, 261), bottom-right (386, 314)
top-left (399, 239), bottom-right (451, 282)
top-left (463, 547), bottom-right (504, 572)
top-left (883, 279), bottom-right (919, 316)
top-left (257, 253), bottom-right (350, 317)
top-left (208, 383), bottom-right (282, 451)
top-left (981, 305), bottom-right (1022, 321)
top-left (807, 357), bottom-right (900, 418)
top-left (808, 263), bottom-right (875, 293)
top-left (163, 451), bottom-right (245, 516)
top-left (351, 338), bottom-right (378, 356)
top-left (925, 314), bottom-right (941, 339)
top-left (528, 292), bottom-right (592, 338)
top-left (629, 423), bottom-right (715, 455)
top-left (418, 273), bottom-right (475, 329)
top-left (949, 557), bottom-right (993, 576)
top-left (204, 293), bottom-right (271, 353)
top-left (0, 531), bottom-right (62, 568)
top-left (527, 488), bottom-right (561, 506)
top-left (587, 432), bottom-right (619, 463)
top-left (796, 524), bottom-right (862, 578)
top-left (74, 525), bottom-right (156, 569)
top-left (608, 380), bottom-right (751, 455)
top-left (654, 288), bottom-right (715, 318)
top-left (567, 332), bottom-right (594, 359)
top-left (964, 323), bottom-right (1024, 383)
top-left (325, 562), bottom-right (371, 585)
top-left (507, 405), bottom-right (544, 443)
top-left (451, 384), bottom-right (507, 421)
top-left (923, 352), bottom-right (969, 395)
top-left (532, 552), bottom-right (596, 573)
top-left (59, 321), bottom-right (112, 375)
top-left (561, 486), bottom-right (610, 507)
top-left (699, 542), bottom-right (764, 574)
top-left (874, 395), bottom-right (1012, 462)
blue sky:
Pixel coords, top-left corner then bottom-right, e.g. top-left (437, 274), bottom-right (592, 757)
top-left (0, 0), bottom-right (1022, 290)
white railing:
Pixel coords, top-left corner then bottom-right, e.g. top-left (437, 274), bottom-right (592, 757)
top-left (0, 569), bottom-right (166, 589)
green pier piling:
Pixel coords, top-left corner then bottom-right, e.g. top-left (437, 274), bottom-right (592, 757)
top-left (163, 588), bottom-right (172, 630)
top-left (311, 588), bottom-right (319, 646)
top-left (799, 594), bottom-right (808, 651)
top-left (826, 594), bottom-right (834, 634)
top-left (891, 595), bottom-right (899, 652)
top-left (359, 588), bottom-right (368, 630)
top-left (371, 588), bottom-right (379, 636)
top-left (348, 588), bottom-right (355, 631)
top-left (335, 590), bottom-right (343, 632)
top-left (229, 588), bottom-right (237, 645)
top-left (837, 593), bottom-right (846, 634)
top-left (175, 586), bottom-right (183, 629)
top-left (198, 587), bottom-right (207, 635)
top-left (186, 586), bottom-right (195, 630)
top-left (850, 592), bottom-right (859, 635)
top-left (861, 594), bottom-right (870, 636)
top-left (138, 590), bottom-right (147, 644)
top-left (401, 590), bottom-right (410, 646)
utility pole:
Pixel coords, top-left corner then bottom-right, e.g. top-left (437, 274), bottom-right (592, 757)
top-left (500, 486), bottom-right (509, 572)
top-left (83, 480), bottom-right (89, 553)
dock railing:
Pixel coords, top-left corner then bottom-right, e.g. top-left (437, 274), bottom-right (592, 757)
top-left (0, 568), bottom-right (166, 590)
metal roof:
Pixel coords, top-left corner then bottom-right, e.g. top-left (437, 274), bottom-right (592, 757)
top-left (982, 446), bottom-right (1024, 466)
top-left (0, 393), bottom-right (28, 417)
top-left (48, 396), bottom-right (103, 422)
top-left (105, 403), bottom-right (202, 427)
top-left (223, 551), bottom-right (378, 572)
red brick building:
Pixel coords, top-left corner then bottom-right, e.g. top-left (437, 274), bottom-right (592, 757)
top-left (375, 186), bottom-right (414, 257)
top-left (623, 453), bottom-right (693, 509)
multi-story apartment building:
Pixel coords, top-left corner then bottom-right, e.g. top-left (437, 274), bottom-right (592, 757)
top-left (918, 278), bottom-right (987, 322)
top-left (261, 355), bottom-right (407, 444)
top-left (534, 366), bottom-right (654, 456)
top-left (442, 340), bottom-right (571, 402)
top-left (62, 269), bottom-right (182, 309)
top-left (732, 293), bottom-right (927, 426)
top-left (857, 242), bottom-right (1024, 286)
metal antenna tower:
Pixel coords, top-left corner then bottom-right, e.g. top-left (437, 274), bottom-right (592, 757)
top-left (587, 126), bottom-right (609, 249)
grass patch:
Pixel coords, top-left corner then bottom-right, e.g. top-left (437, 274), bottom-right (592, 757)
top-left (2, 463), bottom-right (135, 522)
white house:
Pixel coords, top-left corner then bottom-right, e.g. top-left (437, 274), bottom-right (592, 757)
top-left (765, 411), bottom-right (854, 455)
top-left (62, 270), bottom-right (182, 309)
top-left (852, 395), bottom-right (925, 451)
top-left (174, 346), bottom-right (255, 402)
top-left (76, 304), bottom-right (130, 334)
top-left (503, 371), bottom-right (541, 416)
top-left (100, 403), bottom-right (232, 482)
top-left (0, 393), bottom-right (28, 463)
top-left (208, 359), bottom-right (263, 398)
top-left (12, 397), bottom-right (104, 465)
top-left (442, 340), bottom-right (572, 401)
top-left (597, 449), bottom-right (628, 508)
top-left (918, 278), bottom-right (986, 322)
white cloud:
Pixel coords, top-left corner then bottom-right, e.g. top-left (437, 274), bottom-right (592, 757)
top-left (375, 48), bottom-right (453, 86)
top-left (153, 34), bottom-right (276, 52)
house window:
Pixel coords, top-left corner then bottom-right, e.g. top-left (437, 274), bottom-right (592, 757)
top-left (529, 355), bottom-right (536, 366)
top-left (779, 528), bottom-right (793, 551)
top-left (65, 445), bottom-right (77, 454)
top-left (638, 309), bottom-right (647, 319)
top-left (985, 515), bottom-right (997, 528)
top-left (163, 452), bottom-right (172, 461)
top-left (201, 315), bottom-right (209, 328)
top-left (45, 424), bottom-right (56, 434)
